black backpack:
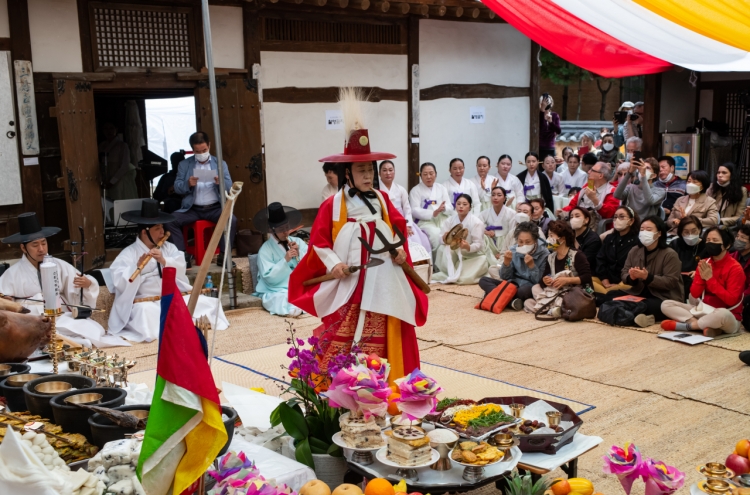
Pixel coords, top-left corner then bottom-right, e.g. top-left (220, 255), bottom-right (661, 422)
top-left (597, 300), bottom-right (648, 327)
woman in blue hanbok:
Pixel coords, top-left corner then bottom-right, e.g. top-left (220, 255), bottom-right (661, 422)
top-left (252, 203), bottom-right (308, 316)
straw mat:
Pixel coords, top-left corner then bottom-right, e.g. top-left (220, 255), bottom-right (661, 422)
top-left (431, 284), bottom-right (485, 299)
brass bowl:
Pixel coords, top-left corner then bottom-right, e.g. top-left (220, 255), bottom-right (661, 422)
top-left (129, 409), bottom-right (149, 420)
top-left (64, 392), bottom-right (103, 405)
top-left (510, 403), bottom-right (525, 418)
top-left (0, 364), bottom-right (11, 376)
top-left (697, 463), bottom-right (734, 479)
top-left (698, 479), bottom-right (732, 494)
top-left (34, 381), bottom-right (73, 395)
top-left (546, 410), bottom-right (562, 426)
top-left (6, 373), bottom-right (41, 387)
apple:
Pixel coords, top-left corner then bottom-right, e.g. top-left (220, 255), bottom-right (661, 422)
top-left (301, 480), bottom-right (332, 495)
top-left (726, 454), bottom-right (750, 475)
top-left (332, 484), bottom-right (364, 495)
top-left (736, 439), bottom-right (750, 458)
top-left (408, 492), bottom-right (423, 495)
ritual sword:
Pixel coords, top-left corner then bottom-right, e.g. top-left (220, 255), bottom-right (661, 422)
top-left (302, 257), bottom-right (384, 286)
top-left (359, 225), bottom-right (431, 294)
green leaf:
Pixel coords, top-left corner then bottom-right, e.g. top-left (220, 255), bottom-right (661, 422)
top-left (327, 443), bottom-right (343, 457)
top-left (278, 402), bottom-right (309, 441)
top-left (306, 416), bottom-right (324, 438)
top-left (309, 436), bottom-right (331, 452)
top-left (270, 404), bottom-right (282, 428)
top-left (295, 438), bottom-right (315, 470)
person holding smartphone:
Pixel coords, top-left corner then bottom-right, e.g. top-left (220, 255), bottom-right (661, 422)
top-left (623, 101), bottom-right (645, 144)
top-left (539, 94), bottom-right (560, 161)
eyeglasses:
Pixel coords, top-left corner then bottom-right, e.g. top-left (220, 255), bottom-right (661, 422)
top-left (591, 168), bottom-right (603, 174)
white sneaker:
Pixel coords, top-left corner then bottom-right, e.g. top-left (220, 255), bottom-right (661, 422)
top-left (634, 314), bottom-right (655, 328)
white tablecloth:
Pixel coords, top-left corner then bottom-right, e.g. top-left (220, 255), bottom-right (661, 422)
top-left (518, 433), bottom-right (602, 472)
top-left (227, 436), bottom-right (316, 491)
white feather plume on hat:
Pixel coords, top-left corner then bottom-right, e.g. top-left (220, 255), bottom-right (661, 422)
top-left (339, 87), bottom-right (368, 140)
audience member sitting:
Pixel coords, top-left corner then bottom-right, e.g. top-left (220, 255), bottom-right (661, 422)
top-left (409, 162), bottom-right (454, 251)
top-left (568, 187), bottom-right (581, 199)
top-left (593, 206), bottom-right (640, 293)
top-left (512, 202), bottom-right (546, 241)
top-left (541, 155), bottom-right (565, 196)
top-left (654, 156), bottom-right (686, 216)
top-left (570, 207), bottom-right (602, 275)
top-left (479, 221), bottom-right (550, 310)
top-left (668, 215), bottom-right (705, 298)
top-left (661, 227), bottom-right (745, 337)
top-left (666, 170), bottom-right (718, 235)
top-left (614, 157), bottom-right (666, 220)
top-left (443, 158), bottom-right (482, 215)
top-left (517, 152), bottom-right (555, 211)
top-left (433, 194), bottom-right (489, 285)
top-left (379, 160), bottom-right (431, 252)
top-left (578, 132), bottom-right (597, 157)
top-left (599, 216), bottom-right (683, 328)
top-left (597, 133), bottom-right (624, 166)
top-left (560, 153), bottom-right (588, 193)
top-left (496, 154), bottom-right (525, 207)
top-left (707, 162), bottom-right (747, 229)
top-left (152, 151), bottom-right (186, 213)
top-left (580, 152), bottom-right (598, 174)
top-left (321, 162), bottom-right (338, 202)
top-left (558, 161), bottom-right (619, 220)
top-left (479, 186), bottom-right (516, 263)
top-left (523, 220), bottom-right (593, 314)
top-left (530, 198), bottom-right (552, 237)
top-left (470, 155), bottom-right (499, 211)
top-left (729, 224), bottom-right (750, 330)
top-left (561, 146), bottom-right (574, 163)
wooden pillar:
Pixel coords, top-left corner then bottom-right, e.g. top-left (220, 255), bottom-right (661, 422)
top-left (529, 41), bottom-right (540, 154)
top-left (643, 73), bottom-right (662, 158)
top-left (8, 0), bottom-right (44, 222)
top-left (407, 16), bottom-right (419, 191)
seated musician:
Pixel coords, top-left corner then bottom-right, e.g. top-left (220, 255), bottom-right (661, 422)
top-left (252, 202), bottom-right (308, 316)
top-left (0, 213), bottom-right (124, 348)
top-left (108, 199), bottom-right (229, 342)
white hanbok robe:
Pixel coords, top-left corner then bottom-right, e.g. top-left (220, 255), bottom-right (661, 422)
top-left (443, 177), bottom-right (482, 215)
top-left (496, 174), bottom-right (525, 209)
top-left (469, 174), bottom-right (500, 211)
top-left (559, 167), bottom-right (589, 193)
top-left (432, 212), bottom-right (490, 285)
top-left (253, 236), bottom-right (308, 316)
top-left (409, 182), bottom-right (454, 253)
top-left (479, 206), bottom-right (517, 264)
top-left (544, 171), bottom-right (566, 196)
top-left (0, 256), bottom-right (126, 348)
top-left (108, 238), bottom-right (229, 342)
top-left (379, 182), bottom-right (431, 253)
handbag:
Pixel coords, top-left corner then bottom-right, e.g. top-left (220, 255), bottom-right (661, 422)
top-left (475, 280), bottom-right (517, 314)
top-left (560, 287), bottom-right (597, 321)
top-left (691, 290), bottom-right (716, 317)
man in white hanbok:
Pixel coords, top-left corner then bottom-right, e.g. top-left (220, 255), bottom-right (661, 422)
top-left (108, 200), bottom-right (229, 342)
top-left (0, 213), bottom-right (125, 348)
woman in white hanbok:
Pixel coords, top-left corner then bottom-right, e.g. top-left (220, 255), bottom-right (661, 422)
top-left (470, 156), bottom-right (499, 211)
top-left (409, 163), bottom-right (454, 252)
top-left (442, 158), bottom-right (482, 215)
top-left (432, 194), bottom-right (490, 285)
top-left (479, 187), bottom-right (517, 264)
top-left (496, 154), bottom-right (525, 209)
top-left (378, 160), bottom-right (431, 253)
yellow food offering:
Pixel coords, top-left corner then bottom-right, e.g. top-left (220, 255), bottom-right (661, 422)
top-left (567, 478), bottom-right (594, 495)
top-left (452, 404), bottom-right (504, 426)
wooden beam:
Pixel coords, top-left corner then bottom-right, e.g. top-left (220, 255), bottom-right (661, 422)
top-left (450, 6), bottom-right (463, 17)
top-left (421, 83), bottom-right (529, 101)
top-left (260, 40), bottom-right (406, 55)
top-left (468, 7), bottom-right (480, 18)
top-left (486, 9), bottom-right (496, 19)
top-left (411, 3), bottom-right (428, 15)
top-left (304, 0), bottom-right (327, 6)
top-left (349, 0), bottom-right (370, 9)
top-left (8, 0), bottom-right (32, 61)
top-left (407, 15), bottom-right (419, 191)
top-left (394, 2), bottom-right (409, 13)
top-left (244, 4), bottom-right (261, 68)
top-left (0, 38), bottom-right (10, 51)
top-left (332, 0), bottom-right (350, 7)
top-left (429, 5), bottom-right (446, 16)
top-left (643, 73), bottom-right (662, 157)
top-left (529, 41), bottom-right (540, 154)
top-left (263, 86), bottom-right (407, 103)
top-left (279, 0), bottom-right (304, 5)
top-left (50, 72), bottom-right (117, 82)
top-left (76, 0), bottom-right (94, 72)
top-left (373, 1), bottom-right (390, 12)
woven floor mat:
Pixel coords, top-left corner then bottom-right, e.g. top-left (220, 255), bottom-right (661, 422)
top-left (417, 290), bottom-right (557, 346)
top-left (419, 345), bottom-right (749, 495)
top-left (430, 284), bottom-right (485, 298)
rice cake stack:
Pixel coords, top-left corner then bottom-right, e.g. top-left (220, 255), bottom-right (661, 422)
top-left (385, 426), bottom-right (432, 466)
top-left (340, 413), bottom-right (385, 449)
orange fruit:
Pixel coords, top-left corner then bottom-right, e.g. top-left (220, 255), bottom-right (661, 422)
top-left (365, 479), bottom-right (395, 495)
top-left (387, 392), bottom-right (401, 416)
top-left (551, 479), bottom-right (571, 495)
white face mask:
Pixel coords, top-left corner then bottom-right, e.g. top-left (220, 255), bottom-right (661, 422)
top-left (195, 151), bottom-right (210, 162)
top-left (686, 183), bottom-right (701, 195)
top-left (570, 217), bottom-right (584, 230)
top-left (515, 213), bottom-right (530, 224)
top-left (643, 170), bottom-right (653, 181)
top-left (639, 230), bottom-right (657, 246)
top-left (683, 234), bottom-right (701, 246)
top-left (516, 244), bottom-right (534, 255)
top-left (614, 218), bottom-right (630, 231)
top-left (663, 173), bottom-right (673, 182)
top-left (602, 143), bottom-right (614, 152)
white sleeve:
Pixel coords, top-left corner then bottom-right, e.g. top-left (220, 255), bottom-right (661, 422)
top-left (511, 176), bottom-right (525, 203)
top-left (409, 187), bottom-right (433, 221)
top-left (313, 246), bottom-right (342, 271)
top-left (399, 186), bottom-right (414, 223)
top-left (438, 215), bottom-right (458, 245)
top-left (162, 243), bottom-right (188, 282)
top-left (471, 183), bottom-right (482, 214)
top-left (468, 218), bottom-right (484, 253)
top-left (441, 186), bottom-right (455, 212)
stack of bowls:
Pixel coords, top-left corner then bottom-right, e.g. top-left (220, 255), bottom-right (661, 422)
top-left (23, 375), bottom-right (96, 419)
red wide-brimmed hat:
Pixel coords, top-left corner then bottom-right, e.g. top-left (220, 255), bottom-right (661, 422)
top-left (319, 129), bottom-right (396, 163)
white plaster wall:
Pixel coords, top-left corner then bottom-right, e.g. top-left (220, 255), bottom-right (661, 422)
top-left (28, 0), bottom-right (82, 72)
top-left (208, 5), bottom-right (244, 70)
top-left (659, 70), bottom-right (696, 133)
top-left (0, 0), bottom-right (9, 38)
top-left (420, 97), bottom-right (530, 178)
top-left (264, 101), bottom-right (408, 209)
top-left (419, 19), bottom-right (530, 88)
top-left (261, 52), bottom-right (408, 89)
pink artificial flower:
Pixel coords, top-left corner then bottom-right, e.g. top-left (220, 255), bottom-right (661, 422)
top-left (394, 369), bottom-right (442, 421)
top-left (642, 458), bottom-right (685, 495)
top-left (602, 443), bottom-right (642, 495)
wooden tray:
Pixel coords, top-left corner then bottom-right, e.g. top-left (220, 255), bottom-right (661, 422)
top-left (478, 396), bottom-right (583, 455)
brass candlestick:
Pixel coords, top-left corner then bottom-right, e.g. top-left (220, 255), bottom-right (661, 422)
top-left (44, 308), bottom-right (62, 374)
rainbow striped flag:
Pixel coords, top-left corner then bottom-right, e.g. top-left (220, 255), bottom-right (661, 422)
top-left (136, 267), bottom-right (227, 495)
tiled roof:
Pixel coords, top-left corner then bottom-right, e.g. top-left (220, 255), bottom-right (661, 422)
top-left (556, 120), bottom-right (612, 142)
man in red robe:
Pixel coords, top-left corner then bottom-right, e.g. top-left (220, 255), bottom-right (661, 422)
top-left (289, 104), bottom-right (428, 384)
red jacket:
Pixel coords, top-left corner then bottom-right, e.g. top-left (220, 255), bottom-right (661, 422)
top-left (563, 183), bottom-right (619, 219)
top-left (691, 253), bottom-right (746, 320)
top-left (729, 251), bottom-right (750, 298)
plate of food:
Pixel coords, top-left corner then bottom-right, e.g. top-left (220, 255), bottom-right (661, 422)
top-left (332, 431), bottom-right (386, 452)
top-left (430, 402), bottom-right (520, 441)
top-left (450, 440), bottom-right (506, 467)
top-left (333, 414), bottom-right (387, 451)
top-left (375, 426), bottom-right (439, 468)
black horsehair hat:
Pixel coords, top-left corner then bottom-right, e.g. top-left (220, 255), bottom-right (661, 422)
top-left (2, 212), bottom-right (61, 244)
top-left (252, 202), bottom-right (302, 234)
top-left (121, 199), bottom-right (176, 226)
